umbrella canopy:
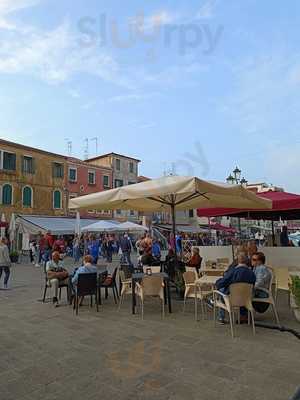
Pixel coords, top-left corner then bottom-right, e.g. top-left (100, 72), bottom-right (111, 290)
top-left (197, 191), bottom-right (300, 221)
top-left (69, 176), bottom-right (271, 213)
top-left (116, 221), bottom-right (149, 232)
top-left (81, 220), bottom-right (120, 233)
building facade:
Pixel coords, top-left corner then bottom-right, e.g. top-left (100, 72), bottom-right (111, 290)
top-left (86, 152), bottom-right (140, 221)
top-left (0, 139), bottom-right (67, 223)
top-left (66, 157), bottom-right (113, 219)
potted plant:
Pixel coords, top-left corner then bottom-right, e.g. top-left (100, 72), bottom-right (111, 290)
top-left (290, 275), bottom-right (300, 323)
top-left (10, 251), bottom-right (19, 263)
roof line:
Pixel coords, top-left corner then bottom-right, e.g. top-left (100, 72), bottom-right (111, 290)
top-left (0, 139), bottom-right (66, 159)
top-left (86, 152), bottom-right (141, 163)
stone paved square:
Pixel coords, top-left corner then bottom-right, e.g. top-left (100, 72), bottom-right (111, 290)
top-left (0, 262), bottom-right (299, 400)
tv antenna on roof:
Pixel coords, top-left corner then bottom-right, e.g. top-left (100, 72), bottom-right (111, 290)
top-left (84, 138), bottom-right (89, 160)
top-left (91, 137), bottom-right (99, 156)
top-left (65, 138), bottom-right (72, 155)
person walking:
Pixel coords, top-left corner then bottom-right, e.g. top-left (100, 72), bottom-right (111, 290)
top-left (120, 233), bottom-right (133, 265)
top-left (0, 237), bottom-right (11, 289)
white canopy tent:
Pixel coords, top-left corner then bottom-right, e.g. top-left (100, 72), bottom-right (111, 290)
top-left (81, 220), bottom-right (120, 233)
top-left (115, 221), bottom-right (149, 232)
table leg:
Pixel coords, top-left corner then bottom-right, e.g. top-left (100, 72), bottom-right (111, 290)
top-left (132, 278), bottom-right (136, 314)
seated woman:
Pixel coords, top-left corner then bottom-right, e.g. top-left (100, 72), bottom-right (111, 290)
top-left (187, 248), bottom-right (202, 274)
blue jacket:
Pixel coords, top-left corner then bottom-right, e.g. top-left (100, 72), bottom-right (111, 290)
top-left (72, 264), bottom-right (98, 285)
top-left (216, 264), bottom-right (256, 291)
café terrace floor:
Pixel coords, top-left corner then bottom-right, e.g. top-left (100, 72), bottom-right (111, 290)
top-left (0, 259), bottom-right (299, 400)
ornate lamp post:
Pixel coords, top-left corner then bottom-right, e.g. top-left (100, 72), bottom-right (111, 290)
top-left (226, 167), bottom-right (248, 237)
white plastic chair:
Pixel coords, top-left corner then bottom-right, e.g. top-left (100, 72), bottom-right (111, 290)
top-left (252, 267), bottom-right (280, 326)
top-left (213, 283), bottom-right (256, 338)
top-left (183, 271), bottom-right (212, 321)
top-left (135, 276), bottom-right (165, 319)
top-left (118, 270), bottom-right (132, 311)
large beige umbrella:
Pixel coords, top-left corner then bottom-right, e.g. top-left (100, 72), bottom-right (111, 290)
top-left (69, 176), bottom-right (271, 245)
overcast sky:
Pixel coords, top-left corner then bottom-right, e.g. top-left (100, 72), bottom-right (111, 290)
top-left (1, 0), bottom-right (300, 192)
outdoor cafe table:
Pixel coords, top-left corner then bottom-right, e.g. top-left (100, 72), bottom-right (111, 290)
top-left (131, 272), bottom-right (172, 315)
top-left (196, 275), bottom-right (220, 289)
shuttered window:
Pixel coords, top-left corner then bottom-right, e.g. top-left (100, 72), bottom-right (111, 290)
top-left (53, 190), bottom-right (62, 209)
top-left (23, 187), bottom-right (32, 207)
top-left (2, 184), bottom-right (12, 205)
top-left (3, 152), bottom-right (16, 171)
top-left (22, 156), bottom-right (35, 174)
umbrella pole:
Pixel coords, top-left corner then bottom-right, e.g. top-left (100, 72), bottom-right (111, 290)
top-left (171, 202), bottom-right (178, 265)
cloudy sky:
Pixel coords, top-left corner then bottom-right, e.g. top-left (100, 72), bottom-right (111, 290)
top-left (1, 0), bottom-right (300, 191)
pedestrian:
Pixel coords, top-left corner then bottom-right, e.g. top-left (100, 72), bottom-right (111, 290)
top-left (120, 233), bottom-right (133, 265)
top-left (72, 234), bottom-right (81, 263)
top-left (0, 237), bottom-right (11, 289)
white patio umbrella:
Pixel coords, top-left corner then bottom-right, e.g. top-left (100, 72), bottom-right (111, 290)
top-left (69, 175), bottom-right (272, 254)
top-left (81, 220), bottom-right (119, 233)
top-left (115, 221), bottom-right (149, 232)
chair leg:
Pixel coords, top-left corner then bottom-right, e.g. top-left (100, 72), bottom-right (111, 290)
top-left (90, 295), bottom-right (93, 308)
top-left (229, 311), bottom-right (234, 338)
top-left (272, 303), bottom-right (280, 327)
top-left (96, 293), bottom-right (99, 312)
top-left (105, 287), bottom-right (108, 299)
top-left (114, 283), bottom-right (119, 299)
top-left (251, 311), bottom-right (255, 336)
top-left (59, 287), bottom-right (62, 300)
top-left (42, 285), bottom-right (48, 303)
top-left (194, 295), bottom-right (198, 321)
top-left (200, 298), bottom-right (205, 320)
top-left (213, 304), bottom-right (216, 327)
top-left (112, 287), bottom-right (117, 304)
top-left (118, 293), bottom-right (124, 311)
top-left (183, 296), bottom-right (186, 314)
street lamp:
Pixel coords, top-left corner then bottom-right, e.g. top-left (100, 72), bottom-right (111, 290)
top-left (233, 166), bottom-right (241, 182)
top-left (240, 177), bottom-right (248, 186)
top-left (226, 174), bottom-right (235, 185)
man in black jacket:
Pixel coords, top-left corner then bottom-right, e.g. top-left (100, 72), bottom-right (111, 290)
top-left (216, 253), bottom-right (256, 324)
top-left (119, 233), bottom-right (132, 266)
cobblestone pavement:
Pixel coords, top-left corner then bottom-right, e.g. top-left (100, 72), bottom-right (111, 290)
top-left (0, 261), bottom-right (299, 400)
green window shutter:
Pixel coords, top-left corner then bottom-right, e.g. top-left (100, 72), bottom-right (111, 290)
top-left (2, 185), bottom-right (12, 205)
top-left (53, 190), bottom-right (61, 209)
top-left (21, 156), bottom-right (25, 173)
top-left (23, 187), bottom-right (32, 207)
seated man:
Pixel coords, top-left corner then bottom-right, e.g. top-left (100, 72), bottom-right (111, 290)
top-left (46, 251), bottom-right (69, 307)
top-left (215, 253), bottom-right (256, 324)
top-left (72, 255), bottom-right (98, 287)
top-left (251, 252), bottom-right (272, 313)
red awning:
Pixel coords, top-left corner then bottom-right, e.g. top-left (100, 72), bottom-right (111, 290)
top-left (209, 222), bottom-right (236, 233)
top-left (197, 191), bottom-right (300, 221)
